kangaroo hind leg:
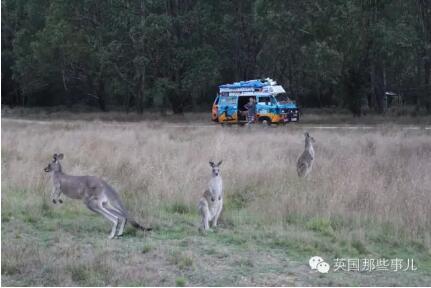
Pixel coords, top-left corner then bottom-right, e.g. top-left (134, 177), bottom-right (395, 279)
top-left (85, 199), bottom-right (119, 239)
top-left (198, 199), bottom-right (210, 232)
top-left (211, 202), bottom-right (223, 228)
top-left (103, 202), bottom-right (127, 237)
top-left (99, 202), bottom-right (121, 239)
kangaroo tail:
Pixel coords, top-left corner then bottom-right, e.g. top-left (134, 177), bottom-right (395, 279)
top-left (128, 218), bottom-right (152, 231)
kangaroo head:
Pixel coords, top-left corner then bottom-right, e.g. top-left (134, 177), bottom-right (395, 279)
top-left (305, 132), bottom-right (315, 144)
top-left (209, 160), bottom-right (223, 176)
top-left (44, 153), bottom-right (64, 173)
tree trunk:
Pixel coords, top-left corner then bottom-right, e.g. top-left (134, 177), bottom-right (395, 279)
top-left (424, 55), bottom-right (431, 111)
top-left (136, 69), bottom-right (145, 114)
top-left (96, 78), bottom-right (107, 111)
top-left (371, 58), bottom-right (385, 113)
top-left (172, 69), bottom-right (184, 114)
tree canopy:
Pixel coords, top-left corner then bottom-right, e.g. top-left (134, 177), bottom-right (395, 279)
top-left (2, 0), bottom-right (430, 114)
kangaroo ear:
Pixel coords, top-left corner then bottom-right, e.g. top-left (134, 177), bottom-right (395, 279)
top-left (57, 153), bottom-right (64, 160)
top-left (209, 161), bottom-right (215, 167)
top-left (217, 160), bottom-right (223, 166)
top-left (305, 132), bottom-right (309, 137)
top-left (53, 153), bottom-right (58, 160)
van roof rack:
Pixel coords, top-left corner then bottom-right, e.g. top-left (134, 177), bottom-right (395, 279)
top-left (219, 78), bottom-right (285, 95)
top-left (219, 78), bottom-right (277, 90)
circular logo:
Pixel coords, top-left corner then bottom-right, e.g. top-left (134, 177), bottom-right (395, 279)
top-left (309, 256), bottom-right (324, 270)
top-left (309, 256), bottom-right (331, 273)
top-left (317, 261), bottom-right (330, 273)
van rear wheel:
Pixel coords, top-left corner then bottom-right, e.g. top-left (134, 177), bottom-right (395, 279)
top-left (259, 118), bottom-right (272, 126)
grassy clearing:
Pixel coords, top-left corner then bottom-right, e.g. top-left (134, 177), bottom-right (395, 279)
top-left (2, 116), bottom-right (431, 286)
top-left (2, 190), bottom-right (431, 286)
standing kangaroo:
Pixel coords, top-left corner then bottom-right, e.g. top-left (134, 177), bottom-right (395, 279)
top-left (44, 153), bottom-right (151, 239)
top-left (297, 132), bottom-right (316, 177)
top-left (198, 161), bottom-right (223, 232)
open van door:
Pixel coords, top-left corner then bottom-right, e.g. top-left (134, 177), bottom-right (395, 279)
top-left (237, 96), bottom-right (257, 123)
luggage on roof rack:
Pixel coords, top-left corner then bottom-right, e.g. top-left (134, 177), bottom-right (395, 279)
top-left (219, 78), bottom-right (277, 92)
top-left (218, 78), bottom-right (284, 95)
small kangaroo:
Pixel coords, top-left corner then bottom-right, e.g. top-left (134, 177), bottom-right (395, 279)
top-left (198, 161), bottom-right (223, 232)
top-left (44, 153), bottom-right (151, 239)
top-left (297, 132), bottom-right (316, 177)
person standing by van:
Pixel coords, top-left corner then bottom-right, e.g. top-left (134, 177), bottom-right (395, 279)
top-left (244, 97), bottom-right (256, 125)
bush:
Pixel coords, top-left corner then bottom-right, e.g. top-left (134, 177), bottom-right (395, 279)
top-left (306, 218), bottom-right (335, 237)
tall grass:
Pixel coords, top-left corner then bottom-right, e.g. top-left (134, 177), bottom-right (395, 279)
top-left (2, 118), bottom-right (431, 248)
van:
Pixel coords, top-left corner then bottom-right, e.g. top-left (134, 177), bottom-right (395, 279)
top-left (212, 79), bottom-right (299, 125)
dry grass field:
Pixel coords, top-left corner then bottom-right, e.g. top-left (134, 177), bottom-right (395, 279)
top-left (2, 112), bottom-right (431, 286)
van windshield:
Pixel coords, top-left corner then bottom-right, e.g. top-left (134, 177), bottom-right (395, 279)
top-left (275, 93), bottom-right (292, 103)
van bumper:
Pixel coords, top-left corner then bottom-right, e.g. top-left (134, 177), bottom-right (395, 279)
top-left (279, 110), bottom-right (299, 123)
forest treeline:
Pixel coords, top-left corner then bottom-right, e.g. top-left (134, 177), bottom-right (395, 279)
top-left (1, 0), bottom-right (431, 114)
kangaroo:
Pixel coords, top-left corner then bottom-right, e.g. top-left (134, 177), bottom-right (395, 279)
top-left (44, 153), bottom-right (151, 239)
top-left (297, 132), bottom-right (316, 177)
top-left (198, 161), bottom-right (223, 232)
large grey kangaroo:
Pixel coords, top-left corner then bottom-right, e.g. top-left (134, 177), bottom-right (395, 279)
top-left (198, 161), bottom-right (223, 232)
top-left (44, 153), bottom-right (151, 239)
top-left (297, 132), bottom-right (316, 177)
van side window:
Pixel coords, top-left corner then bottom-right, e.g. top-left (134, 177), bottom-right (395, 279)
top-left (219, 96), bottom-right (236, 104)
top-left (258, 96), bottom-right (271, 103)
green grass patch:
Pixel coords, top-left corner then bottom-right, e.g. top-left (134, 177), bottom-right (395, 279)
top-left (234, 258), bottom-right (254, 268)
top-left (175, 276), bottom-right (187, 287)
top-left (142, 243), bottom-right (152, 254)
top-left (2, 211), bottom-right (12, 223)
top-left (351, 239), bottom-right (368, 255)
top-left (23, 214), bottom-right (37, 224)
top-left (40, 200), bottom-right (53, 217)
top-left (169, 251), bottom-right (194, 270)
top-left (67, 258), bottom-right (114, 286)
top-left (283, 213), bottom-right (305, 225)
top-left (167, 202), bottom-right (192, 215)
top-left (210, 230), bottom-right (249, 247)
top-left (1, 261), bottom-right (20, 276)
top-left (225, 187), bottom-right (256, 210)
top-left (69, 264), bottom-right (91, 285)
top-left (306, 217), bottom-right (335, 237)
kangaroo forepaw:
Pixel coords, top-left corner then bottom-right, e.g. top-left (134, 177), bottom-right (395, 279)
top-left (52, 199), bottom-right (57, 204)
top-left (58, 199), bottom-right (63, 204)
